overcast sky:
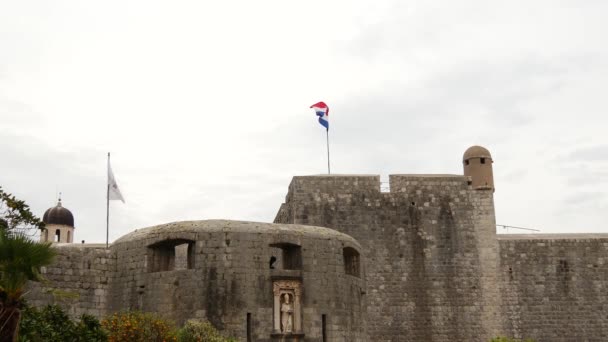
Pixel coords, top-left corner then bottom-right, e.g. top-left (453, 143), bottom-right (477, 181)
top-left (1, 0), bottom-right (607, 243)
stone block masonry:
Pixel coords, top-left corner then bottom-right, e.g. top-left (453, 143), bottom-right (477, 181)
top-left (275, 174), bottom-right (502, 342)
top-left (26, 244), bottom-right (112, 318)
top-left (499, 235), bottom-right (608, 342)
top-left (25, 171), bottom-right (608, 341)
top-left (26, 220), bottom-right (368, 342)
top-left (275, 174), bottom-right (608, 342)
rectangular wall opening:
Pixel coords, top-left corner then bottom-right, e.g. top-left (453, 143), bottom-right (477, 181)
top-left (343, 247), bottom-right (361, 277)
top-left (269, 243), bottom-right (302, 270)
top-left (282, 245), bottom-right (302, 270)
top-left (322, 314), bottom-right (327, 342)
top-left (148, 239), bottom-right (195, 272)
top-left (247, 313), bottom-right (252, 342)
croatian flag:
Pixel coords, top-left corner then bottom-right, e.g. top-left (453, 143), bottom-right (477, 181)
top-left (310, 101), bottom-right (329, 131)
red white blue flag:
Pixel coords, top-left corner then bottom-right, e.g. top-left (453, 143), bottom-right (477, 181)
top-left (310, 101), bottom-right (329, 131)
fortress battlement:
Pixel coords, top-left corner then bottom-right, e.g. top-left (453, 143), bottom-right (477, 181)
top-left (285, 174), bottom-right (473, 198)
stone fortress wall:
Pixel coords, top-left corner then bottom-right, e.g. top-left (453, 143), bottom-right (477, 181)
top-left (26, 145), bottom-right (608, 341)
top-left (27, 220), bottom-right (368, 342)
top-left (498, 235), bottom-right (608, 341)
top-left (275, 174), bottom-right (502, 341)
top-left (274, 174), bottom-right (608, 342)
top-left (27, 244), bottom-right (112, 318)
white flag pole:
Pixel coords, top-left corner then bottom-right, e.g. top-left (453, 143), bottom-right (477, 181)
top-left (326, 129), bottom-right (331, 174)
top-left (106, 152), bottom-right (110, 249)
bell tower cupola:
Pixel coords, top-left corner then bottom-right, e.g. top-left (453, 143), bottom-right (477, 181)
top-left (40, 195), bottom-right (75, 243)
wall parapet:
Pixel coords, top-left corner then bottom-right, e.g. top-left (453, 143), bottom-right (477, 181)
top-left (285, 174), bottom-right (471, 200)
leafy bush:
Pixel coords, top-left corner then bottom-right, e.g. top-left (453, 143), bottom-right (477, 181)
top-left (19, 306), bottom-right (237, 342)
top-left (176, 320), bottom-right (236, 342)
top-left (78, 314), bottom-right (108, 342)
top-left (101, 311), bottom-right (177, 342)
top-left (18, 304), bottom-right (107, 342)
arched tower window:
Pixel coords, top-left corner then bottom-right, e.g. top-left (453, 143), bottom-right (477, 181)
top-left (55, 229), bottom-right (61, 242)
top-left (67, 230), bottom-right (71, 243)
top-left (45, 229), bottom-right (49, 241)
top-left (343, 247), bottom-right (360, 277)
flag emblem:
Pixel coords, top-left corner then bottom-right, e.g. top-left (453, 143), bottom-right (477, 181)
top-left (310, 101), bottom-right (329, 130)
top-left (108, 161), bottom-right (125, 203)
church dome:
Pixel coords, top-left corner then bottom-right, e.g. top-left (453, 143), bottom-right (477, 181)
top-left (43, 199), bottom-right (74, 227)
top-left (463, 145), bottom-right (492, 161)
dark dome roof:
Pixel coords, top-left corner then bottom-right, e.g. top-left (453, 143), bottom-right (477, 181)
top-left (43, 199), bottom-right (74, 227)
top-left (463, 145), bottom-right (492, 161)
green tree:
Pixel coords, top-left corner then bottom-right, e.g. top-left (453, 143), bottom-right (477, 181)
top-left (0, 187), bottom-right (45, 237)
top-left (0, 187), bottom-right (55, 342)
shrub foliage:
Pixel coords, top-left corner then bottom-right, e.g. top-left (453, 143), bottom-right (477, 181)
top-left (177, 320), bottom-right (236, 342)
top-left (101, 311), bottom-right (177, 342)
top-left (18, 304), bottom-right (106, 342)
top-left (18, 304), bottom-right (235, 342)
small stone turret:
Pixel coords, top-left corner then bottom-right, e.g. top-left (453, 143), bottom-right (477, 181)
top-left (463, 145), bottom-right (494, 191)
top-left (41, 197), bottom-right (75, 243)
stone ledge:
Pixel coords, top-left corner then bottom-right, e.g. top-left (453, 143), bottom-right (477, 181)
top-left (270, 269), bottom-right (303, 280)
top-left (270, 332), bottom-right (305, 341)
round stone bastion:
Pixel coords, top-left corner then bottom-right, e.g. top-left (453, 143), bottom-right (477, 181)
top-left (108, 220), bottom-right (367, 342)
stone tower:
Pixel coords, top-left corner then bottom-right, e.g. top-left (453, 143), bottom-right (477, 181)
top-left (463, 145), bottom-right (494, 191)
top-left (40, 198), bottom-right (75, 243)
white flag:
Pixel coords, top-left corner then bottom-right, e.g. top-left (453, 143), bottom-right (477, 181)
top-left (108, 161), bottom-right (125, 203)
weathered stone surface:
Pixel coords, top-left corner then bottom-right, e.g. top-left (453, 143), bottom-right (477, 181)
top-left (274, 174), bottom-right (608, 342)
top-left (26, 220), bottom-right (367, 342)
top-left (274, 174), bottom-right (502, 341)
top-left (498, 235), bottom-right (608, 342)
top-left (27, 244), bottom-right (111, 318)
top-left (26, 173), bottom-right (608, 342)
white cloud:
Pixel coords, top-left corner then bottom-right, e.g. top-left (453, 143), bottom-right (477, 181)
top-left (1, 0), bottom-right (607, 240)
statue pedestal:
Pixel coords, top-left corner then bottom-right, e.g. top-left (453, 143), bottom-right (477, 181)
top-left (270, 332), bottom-right (305, 341)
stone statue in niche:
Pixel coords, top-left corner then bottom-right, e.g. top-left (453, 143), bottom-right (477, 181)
top-left (272, 279), bottom-right (302, 335)
top-left (281, 293), bottom-right (294, 333)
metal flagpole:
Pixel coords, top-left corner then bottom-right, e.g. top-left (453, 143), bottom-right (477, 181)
top-left (106, 152), bottom-right (110, 249)
top-left (326, 129), bottom-right (331, 174)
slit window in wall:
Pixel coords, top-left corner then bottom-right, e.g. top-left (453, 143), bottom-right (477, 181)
top-left (322, 314), bottom-right (327, 342)
top-left (55, 229), bottom-right (60, 242)
top-left (147, 239), bottom-right (195, 272)
top-left (269, 243), bottom-right (302, 270)
top-left (480, 157), bottom-right (486, 164)
top-left (247, 313), bottom-right (252, 342)
top-left (44, 229), bottom-right (48, 241)
top-left (465, 160), bottom-right (470, 165)
top-left (343, 247), bottom-right (360, 277)
top-left (67, 231), bottom-right (71, 243)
